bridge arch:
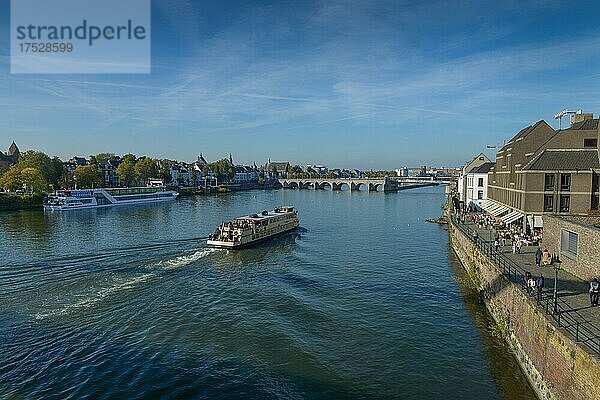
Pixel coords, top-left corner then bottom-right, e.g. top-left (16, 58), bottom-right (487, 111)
top-left (351, 182), bottom-right (366, 191)
top-left (332, 182), bottom-right (349, 191)
top-left (319, 181), bottom-right (332, 190)
top-left (368, 183), bottom-right (383, 192)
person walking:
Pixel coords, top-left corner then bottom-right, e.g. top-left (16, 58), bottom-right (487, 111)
top-left (524, 271), bottom-right (532, 295)
top-left (536, 274), bottom-right (544, 301)
top-left (535, 248), bottom-right (542, 267)
top-left (541, 249), bottom-right (550, 266)
top-left (590, 278), bottom-right (600, 306)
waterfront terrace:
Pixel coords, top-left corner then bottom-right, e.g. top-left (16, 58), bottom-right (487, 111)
top-left (449, 208), bottom-right (600, 400)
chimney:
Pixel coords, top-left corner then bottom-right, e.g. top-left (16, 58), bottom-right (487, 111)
top-left (571, 110), bottom-right (593, 126)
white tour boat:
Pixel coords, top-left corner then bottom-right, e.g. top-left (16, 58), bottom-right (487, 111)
top-left (207, 206), bottom-right (299, 248)
top-left (43, 186), bottom-right (178, 211)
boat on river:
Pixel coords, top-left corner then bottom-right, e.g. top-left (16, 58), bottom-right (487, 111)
top-left (44, 186), bottom-right (178, 211)
top-left (207, 206), bottom-right (299, 248)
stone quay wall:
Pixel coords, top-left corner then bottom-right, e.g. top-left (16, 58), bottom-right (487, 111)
top-left (449, 221), bottom-right (600, 400)
top-left (542, 215), bottom-right (600, 281)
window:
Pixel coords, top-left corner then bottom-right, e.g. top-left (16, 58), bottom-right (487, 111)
top-left (584, 138), bottom-right (598, 148)
top-left (477, 190), bottom-right (483, 200)
top-left (559, 195), bottom-right (570, 212)
top-left (544, 174), bottom-right (554, 191)
top-left (478, 178), bottom-right (484, 187)
top-left (560, 174), bottom-right (571, 191)
top-left (560, 229), bottom-right (578, 259)
top-left (467, 177), bottom-right (473, 187)
top-left (543, 194), bottom-right (553, 212)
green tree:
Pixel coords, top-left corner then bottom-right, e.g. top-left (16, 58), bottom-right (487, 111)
top-left (74, 165), bottom-right (102, 188)
top-left (0, 166), bottom-right (23, 191)
top-left (117, 161), bottom-right (137, 187)
top-left (134, 158), bottom-right (159, 183)
top-left (95, 153), bottom-right (117, 164)
top-left (20, 167), bottom-right (47, 193)
top-left (207, 159), bottom-right (235, 182)
top-left (17, 151), bottom-right (59, 187)
top-left (51, 157), bottom-right (66, 189)
top-left (289, 165), bottom-right (303, 178)
top-left (159, 160), bottom-right (173, 184)
top-left (122, 153), bottom-right (137, 164)
top-left (0, 166), bottom-right (49, 193)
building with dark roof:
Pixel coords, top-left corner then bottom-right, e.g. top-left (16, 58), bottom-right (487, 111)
top-left (0, 141), bottom-right (20, 170)
top-left (64, 157), bottom-right (89, 174)
top-left (471, 162), bottom-right (495, 174)
top-left (192, 153), bottom-right (213, 177)
top-left (233, 164), bottom-right (259, 183)
top-left (524, 149), bottom-right (599, 171)
top-left (265, 159), bottom-right (289, 178)
top-left (98, 159), bottom-right (122, 187)
top-left (457, 153), bottom-right (493, 209)
top-left (487, 112), bottom-right (600, 228)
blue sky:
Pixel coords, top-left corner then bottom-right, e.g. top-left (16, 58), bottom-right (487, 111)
top-left (2, 0), bottom-right (600, 169)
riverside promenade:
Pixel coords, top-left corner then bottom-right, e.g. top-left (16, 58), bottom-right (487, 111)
top-left (452, 216), bottom-right (600, 355)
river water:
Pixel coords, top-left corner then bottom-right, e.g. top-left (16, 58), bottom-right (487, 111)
top-left (0, 187), bottom-right (535, 399)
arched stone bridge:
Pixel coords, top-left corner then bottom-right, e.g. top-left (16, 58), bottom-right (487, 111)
top-left (279, 177), bottom-right (439, 192)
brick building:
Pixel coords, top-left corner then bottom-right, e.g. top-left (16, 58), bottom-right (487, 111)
top-left (542, 215), bottom-right (600, 280)
top-left (486, 112), bottom-right (600, 230)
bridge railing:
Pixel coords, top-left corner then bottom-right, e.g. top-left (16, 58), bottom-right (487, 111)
top-left (451, 213), bottom-right (600, 355)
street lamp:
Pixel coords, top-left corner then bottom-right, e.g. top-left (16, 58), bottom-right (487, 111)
top-left (553, 262), bottom-right (560, 315)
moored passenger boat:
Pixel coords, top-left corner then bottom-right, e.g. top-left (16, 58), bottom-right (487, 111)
top-left (207, 206), bottom-right (299, 248)
top-left (44, 186), bottom-right (178, 211)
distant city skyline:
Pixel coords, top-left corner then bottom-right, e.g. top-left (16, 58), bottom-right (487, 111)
top-left (2, 1), bottom-right (600, 169)
top-left (3, 139), bottom-right (462, 171)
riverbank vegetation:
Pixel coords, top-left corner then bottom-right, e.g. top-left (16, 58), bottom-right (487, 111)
top-left (0, 193), bottom-right (43, 211)
top-left (0, 151), bottom-right (176, 194)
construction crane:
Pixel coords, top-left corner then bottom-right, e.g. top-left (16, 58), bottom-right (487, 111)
top-left (554, 109), bottom-right (582, 129)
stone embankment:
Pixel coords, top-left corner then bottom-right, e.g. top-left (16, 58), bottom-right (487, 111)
top-left (449, 217), bottom-right (600, 400)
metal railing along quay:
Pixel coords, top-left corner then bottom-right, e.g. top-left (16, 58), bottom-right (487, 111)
top-left (451, 215), bottom-right (600, 355)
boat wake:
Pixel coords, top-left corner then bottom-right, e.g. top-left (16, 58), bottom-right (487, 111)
top-left (154, 247), bottom-right (221, 270)
top-left (34, 273), bottom-right (154, 320)
top-left (34, 246), bottom-right (220, 320)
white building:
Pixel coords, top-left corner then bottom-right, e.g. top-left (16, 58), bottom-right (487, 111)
top-left (457, 153), bottom-right (494, 210)
top-left (305, 164), bottom-right (328, 174)
top-left (395, 167), bottom-right (409, 177)
top-left (233, 165), bottom-right (259, 183)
